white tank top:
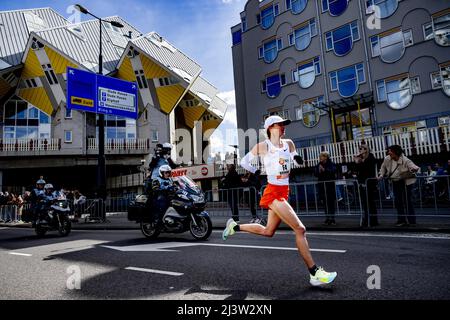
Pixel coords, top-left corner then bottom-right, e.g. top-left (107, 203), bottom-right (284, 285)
top-left (263, 139), bottom-right (291, 186)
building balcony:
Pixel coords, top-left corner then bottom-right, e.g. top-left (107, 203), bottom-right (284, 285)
top-left (0, 138), bottom-right (62, 156)
top-left (0, 138), bottom-right (151, 157)
top-left (86, 138), bottom-right (151, 155)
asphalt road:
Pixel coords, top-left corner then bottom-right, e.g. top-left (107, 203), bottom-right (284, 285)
top-left (0, 227), bottom-right (449, 300)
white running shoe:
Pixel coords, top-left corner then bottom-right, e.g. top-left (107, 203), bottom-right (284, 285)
top-left (222, 218), bottom-right (238, 241)
top-left (310, 267), bottom-right (337, 286)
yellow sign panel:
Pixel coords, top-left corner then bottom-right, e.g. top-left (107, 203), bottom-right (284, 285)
top-left (71, 96), bottom-right (94, 108)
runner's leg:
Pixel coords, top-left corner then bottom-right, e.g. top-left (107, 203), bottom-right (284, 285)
top-left (239, 209), bottom-right (281, 237)
top-left (269, 199), bottom-right (315, 268)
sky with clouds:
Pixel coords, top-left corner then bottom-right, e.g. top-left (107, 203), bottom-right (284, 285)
top-left (0, 0), bottom-right (246, 155)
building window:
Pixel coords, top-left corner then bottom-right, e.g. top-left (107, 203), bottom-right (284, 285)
top-left (376, 74), bottom-right (420, 110)
top-left (241, 16), bottom-right (247, 32)
top-left (97, 115), bottom-right (136, 140)
top-left (232, 30), bottom-right (242, 45)
top-left (158, 76), bottom-right (179, 87)
top-left (423, 22), bottom-right (434, 41)
top-left (2, 99), bottom-right (50, 140)
top-left (184, 99), bottom-right (197, 107)
top-left (263, 73), bottom-right (286, 98)
top-left (439, 116), bottom-right (450, 127)
top-left (293, 57), bottom-right (321, 88)
top-left (430, 71), bottom-right (442, 90)
top-left (286, 0), bottom-right (308, 15)
top-left (25, 78), bottom-right (38, 88)
top-left (329, 63), bottom-right (365, 98)
top-left (64, 130), bottom-right (72, 143)
top-left (31, 38), bottom-right (44, 51)
top-left (370, 28), bottom-right (413, 63)
top-left (322, 0), bottom-right (350, 17)
top-left (440, 64), bottom-right (450, 97)
top-left (289, 18), bottom-right (317, 51)
top-left (325, 21), bottom-right (359, 56)
top-left (65, 107), bottom-right (72, 119)
top-left (68, 24), bottom-right (87, 41)
top-left (366, 0), bottom-right (399, 19)
top-left (152, 130), bottom-right (159, 142)
top-left (296, 96), bottom-right (325, 128)
top-left (42, 64), bottom-right (58, 85)
top-left (257, 4), bottom-right (280, 30)
top-left (431, 11), bottom-right (450, 47)
top-left (259, 38), bottom-right (283, 63)
top-left (135, 70), bottom-right (148, 89)
top-left (264, 110), bottom-right (290, 122)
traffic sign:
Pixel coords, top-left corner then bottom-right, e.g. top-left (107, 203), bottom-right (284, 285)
top-left (67, 67), bottom-right (138, 119)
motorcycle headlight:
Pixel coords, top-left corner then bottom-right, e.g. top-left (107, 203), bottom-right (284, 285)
top-left (191, 195), bottom-right (205, 203)
top-left (178, 193), bottom-right (190, 201)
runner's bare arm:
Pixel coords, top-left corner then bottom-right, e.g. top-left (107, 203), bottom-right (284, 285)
top-left (286, 139), bottom-right (303, 165)
top-left (241, 142), bottom-right (267, 173)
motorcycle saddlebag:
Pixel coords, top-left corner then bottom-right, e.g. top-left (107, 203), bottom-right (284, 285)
top-left (127, 195), bottom-right (148, 221)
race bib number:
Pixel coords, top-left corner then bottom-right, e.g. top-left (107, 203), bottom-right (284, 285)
top-left (266, 154), bottom-right (290, 178)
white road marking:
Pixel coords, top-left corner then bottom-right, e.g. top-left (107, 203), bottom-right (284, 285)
top-left (211, 230), bottom-right (450, 240)
top-left (125, 267), bottom-right (183, 276)
top-left (307, 232), bottom-right (450, 240)
top-left (9, 240), bottom-right (109, 257)
top-left (102, 241), bottom-right (346, 253)
top-left (200, 243), bottom-right (346, 253)
top-left (8, 252), bottom-right (32, 257)
top-left (0, 227), bottom-right (10, 230)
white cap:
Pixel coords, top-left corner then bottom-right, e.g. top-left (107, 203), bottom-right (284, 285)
top-left (264, 115), bottom-right (291, 130)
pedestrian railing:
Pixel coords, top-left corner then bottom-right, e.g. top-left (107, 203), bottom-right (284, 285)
top-left (363, 175), bottom-right (450, 226)
top-left (204, 187), bottom-right (261, 221)
top-left (0, 203), bottom-right (31, 223)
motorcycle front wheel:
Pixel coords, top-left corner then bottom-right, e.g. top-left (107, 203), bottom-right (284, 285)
top-left (58, 217), bottom-right (72, 237)
top-left (140, 222), bottom-right (160, 239)
top-left (189, 215), bottom-right (212, 241)
top-left (35, 225), bottom-right (47, 237)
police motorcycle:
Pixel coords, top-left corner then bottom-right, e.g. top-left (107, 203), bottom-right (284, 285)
top-left (128, 173), bottom-right (212, 241)
top-left (33, 185), bottom-right (72, 237)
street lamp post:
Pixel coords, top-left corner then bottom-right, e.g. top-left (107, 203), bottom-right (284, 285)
top-left (74, 5), bottom-right (124, 201)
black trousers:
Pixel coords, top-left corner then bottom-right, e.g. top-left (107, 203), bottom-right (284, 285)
top-left (228, 189), bottom-right (240, 221)
top-left (392, 181), bottom-right (416, 224)
top-left (319, 182), bottom-right (336, 220)
top-left (248, 188), bottom-right (259, 218)
top-left (360, 181), bottom-right (378, 226)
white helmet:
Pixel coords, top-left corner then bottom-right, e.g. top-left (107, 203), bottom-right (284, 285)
top-left (44, 183), bottom-right (54, 191)
top-left (159, 165), bottom-right (172, 178)
top-left (162, 143), bottom-right (173, 149)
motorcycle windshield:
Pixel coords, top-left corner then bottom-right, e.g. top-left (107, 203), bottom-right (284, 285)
top-left (173, 176), bottom-right (201, 194)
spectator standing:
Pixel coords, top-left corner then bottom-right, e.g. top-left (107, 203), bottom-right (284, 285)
top-left (221, 163), bottom-right (242, 222)
top-left (314, 152), bottom-right (337, 225)
top-left (378, 145), bottom-right (420, 226)
top-left (354, 144), bottom-right (378, 227)
top-left (241, 171), bottom-right (262, 223)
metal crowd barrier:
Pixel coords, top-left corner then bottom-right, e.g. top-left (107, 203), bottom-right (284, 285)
top-left (204, 187), bottom-right (261, 222)
top-left (0, 203), bottom-right (31, 223)
top-left (364, 175), bottom-right (450, 226)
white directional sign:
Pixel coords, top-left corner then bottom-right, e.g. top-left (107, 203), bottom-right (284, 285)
top-left (98, 87), bottom-right (136, 114)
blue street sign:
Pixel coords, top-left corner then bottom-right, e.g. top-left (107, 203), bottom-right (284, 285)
top-left (67, 67), bottom-right (138, 119)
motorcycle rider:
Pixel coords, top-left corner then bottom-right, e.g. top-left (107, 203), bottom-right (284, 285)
top-left (30, 178), bottom-right (46, 226)
top-left (151, 165), bottom-right (177, 224)
top-left (148, 143), bottom-right (177, 180)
